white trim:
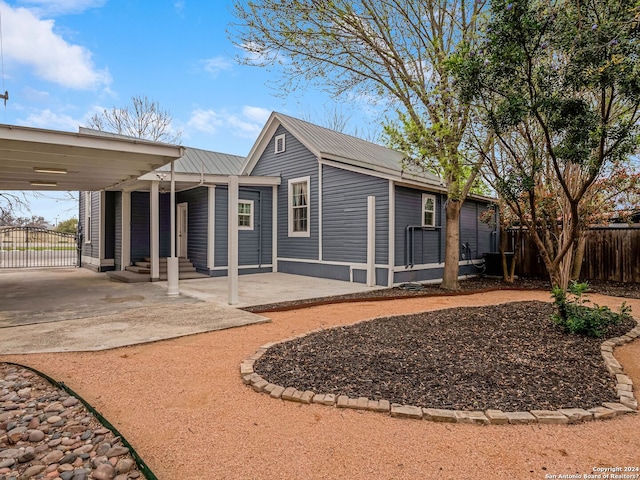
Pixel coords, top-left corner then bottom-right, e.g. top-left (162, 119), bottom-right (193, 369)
top-left (238, 199), bottom-right (254, 230)
top-left (392, 259), bottom-right (484, 273)
top-left (274, 133), bottom-right (286, 153)
top-left (391, 273), bottom-right (484, 287)
top-left (319, 158), bottom-right (448, 194)
top-left (207, 186), bottom-right (215, 270)
top-left (288, 175), bottom-right (311, 237)
top-left (84, 192), bottom-right (92, 244)
top-left (272, 185), bottom-right (278, 272)
top-left (177, 202), bottom-right (188, 258)
top-left (228, 175), bottom-right (239, 305)
top-left (388, 180), bottom-right (395, 287)
top-left (318, 162), bottom-right (323, 261)
top-left (150, 181), bottom-right (160, 279)
top-left (271, 185), bottom-right (278, 272)
top-left (422, 193), bottom-right (436, 227)
top-left (137, 172), bottom-right (282, 186)
top-left (277, 257), bottom-right (388, 269)
top-left (367, 195), bottom-right (376, 287)
top-left (121, 191), bottom-right (131, 270)
top-left (211, 264), bottom-right (273, 271)
top-left (99, 191), bottom-right (105, 260)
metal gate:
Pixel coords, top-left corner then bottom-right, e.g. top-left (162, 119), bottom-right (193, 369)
top-left (0, 227), bottom-right (77, 268)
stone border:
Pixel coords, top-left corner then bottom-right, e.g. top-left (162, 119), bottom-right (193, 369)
top-left (240, 320), bottom-right (640, 426)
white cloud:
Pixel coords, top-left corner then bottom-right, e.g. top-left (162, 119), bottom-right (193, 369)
top-left (14, 0), bottom-right (105, 16)
top-left (185, 105), bottom-right (270, 139)
top-left (174, 1), bottom-right (185, 13)
top-left (241, 106), bottom-right (270, 124)
top-left (2, 2), bottom-right (111, 89)
top-left (18, 108), bottom-right (82, 131)
top-left (186, 109), bottom-right (224, 134)
top-left (200, 56), bottom-right (234, 78)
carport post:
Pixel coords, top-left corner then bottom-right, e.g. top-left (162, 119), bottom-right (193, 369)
top-left (150, 181), bottom-right (160, 280)
top-left (167, 161), bottom-right (180, 296)
top-left (228, 175), bottom-right (239, 305)
top-left (367, 195), bottom-right (376, 287)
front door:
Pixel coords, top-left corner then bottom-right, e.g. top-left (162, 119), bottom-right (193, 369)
top-left (177, 203), bottom-right (188, 258)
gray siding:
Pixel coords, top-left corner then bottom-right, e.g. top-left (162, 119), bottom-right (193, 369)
top-left (460, 200), bottom-right (496, 260)
top-left (322, 165), bottom-right (389, 264)
top-left (395, 186), bottom-right (443, 267)
top-left (252, 125), bottom-right (319, 260)
top-left (214, 186), bottom-right (273, 268)
top-left (104, 191), bottom-right (116, 260)
top-left (278, 260), bottom-right (350, 281)
top-left (130, 192), bottom-right (150, 262)
top-left (79, 191), bottom-right (100, 260)
top-left (176, 187), bottom-right (208, 271)
top-left (114, 192), bottom-right (122, 270)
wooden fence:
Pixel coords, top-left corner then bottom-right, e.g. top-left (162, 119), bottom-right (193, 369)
top-left (507, 226), bottom-right (640, 283)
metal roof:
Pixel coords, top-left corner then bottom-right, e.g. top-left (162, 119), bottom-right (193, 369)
top-left (273, 112), bottom-right (443, 186)
top-left (156, 147), bottom-right (245, 175)
top-left (0, 124), bottom-right (184, 191)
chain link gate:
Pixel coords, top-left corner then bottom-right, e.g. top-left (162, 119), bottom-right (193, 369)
top-left (0, 227), bottom-right (77, 268)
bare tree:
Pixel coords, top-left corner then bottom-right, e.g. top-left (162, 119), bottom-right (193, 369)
top-left (87, 95), bottom-right (181, 144)
top-left (230, 0), bottom-right (488, 290)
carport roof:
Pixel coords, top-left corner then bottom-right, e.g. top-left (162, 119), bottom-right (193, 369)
top-left (0, 124), bottom-right (184, 191)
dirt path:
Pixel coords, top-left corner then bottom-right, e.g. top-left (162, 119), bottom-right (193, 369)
top-left (2, 290), bottom-right (639, 480)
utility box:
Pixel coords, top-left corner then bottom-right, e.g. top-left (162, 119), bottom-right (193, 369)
top-left (483, 252), bottom-right (514, 277)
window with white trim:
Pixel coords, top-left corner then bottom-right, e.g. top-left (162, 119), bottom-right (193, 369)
top-left (422, 193), bottom-right (436, 227)
top-left (84, 191), bottom-right (92, 243)
top-left (274, 134), bottom-right (286, 153)
top-left (238, 200), bottom-right (254, 230)
top-left (288, 176), bottom-right (310, 237)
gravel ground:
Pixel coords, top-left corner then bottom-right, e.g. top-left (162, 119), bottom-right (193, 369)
top-left (255, 301), bottom-right (635, 411)
top-left (1, 290), bottom-right (639, 480)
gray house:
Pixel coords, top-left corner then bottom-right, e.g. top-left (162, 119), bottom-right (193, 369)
top-left (79, 112), bottom-right (496, 286)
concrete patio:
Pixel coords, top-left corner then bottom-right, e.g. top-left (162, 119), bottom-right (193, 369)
top-left (0, 268), bottom-right (382, 353)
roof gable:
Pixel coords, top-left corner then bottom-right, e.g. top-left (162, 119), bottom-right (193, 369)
top-left (241, 112), bottom-right (443, 188)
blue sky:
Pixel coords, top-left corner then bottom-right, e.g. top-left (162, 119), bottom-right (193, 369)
top-left (0, 0), bottom-right (384, 224)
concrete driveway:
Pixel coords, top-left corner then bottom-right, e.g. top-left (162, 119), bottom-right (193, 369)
top-left (0, 268), bottom-right (381, 354)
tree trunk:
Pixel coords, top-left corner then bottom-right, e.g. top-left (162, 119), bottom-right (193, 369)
top-left (499, 224), bottom-right (514, 283)
top-left (441, 199), bottom-right (461, 290)
top-left (571, 234), bottom-right (587, 281)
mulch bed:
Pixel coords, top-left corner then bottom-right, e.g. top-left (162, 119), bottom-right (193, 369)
top-left (243, 277), bottom-right (640, 313)
top-left (254, 301), bottom-right (637, 411)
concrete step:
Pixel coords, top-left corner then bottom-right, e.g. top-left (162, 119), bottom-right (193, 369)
top-left (132, 262), bottom-right (196, 273)
top-left (108, 270), bottom-right (209, 283)
top-left (126, 265), bottom-right (150, 274)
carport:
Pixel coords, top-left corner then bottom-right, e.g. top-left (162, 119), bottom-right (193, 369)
top-left (0, 123), bottom-right (185, 294)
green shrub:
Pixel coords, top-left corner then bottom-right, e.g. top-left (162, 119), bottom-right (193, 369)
top-left (551, 281), bottom-right (632, 337)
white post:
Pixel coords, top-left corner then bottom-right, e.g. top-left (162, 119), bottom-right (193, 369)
top-left (388, 180), bottom-right (395, 287)
top-left (167, 162), bottom-right (180, 295)
top-left (121, 191), bottom-right (131, 270)
top-left (207, 186), bottom-right (216, 271)
top-left (150, 181), bottom-right (160, 281)
top-left (228, 176), bottom-right (239, 305)
top-left (272, 184), bottom-right (278, 273)
top-left (367, 195), bottom-right (376, 287)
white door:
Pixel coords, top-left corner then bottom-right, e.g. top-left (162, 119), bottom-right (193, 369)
top-left (177, 203), bottom-right (188, 258)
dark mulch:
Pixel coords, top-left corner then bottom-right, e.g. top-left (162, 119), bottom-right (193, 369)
top-left (243, 277), bottom-right (640, 313)
top-left (254, 301), bottom-right (637, 411)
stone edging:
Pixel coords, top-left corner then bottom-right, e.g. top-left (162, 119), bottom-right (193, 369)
top-left (240, 320), bottom-right (640, 426)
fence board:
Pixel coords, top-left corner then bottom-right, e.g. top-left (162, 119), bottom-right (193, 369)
top-left (507, 226), bottom-right (640, 284)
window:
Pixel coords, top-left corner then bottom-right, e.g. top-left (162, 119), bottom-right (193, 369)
top-left (238, 200), bottom-right (254, 230)
top-left (288, 176), bottom-right (310, 237)
top-left (274, 134), bottom-right (286, 154)
top-left (84, 191), bottom-right (92, 243)
top-left (422, 193), bottom-right (436, 227)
